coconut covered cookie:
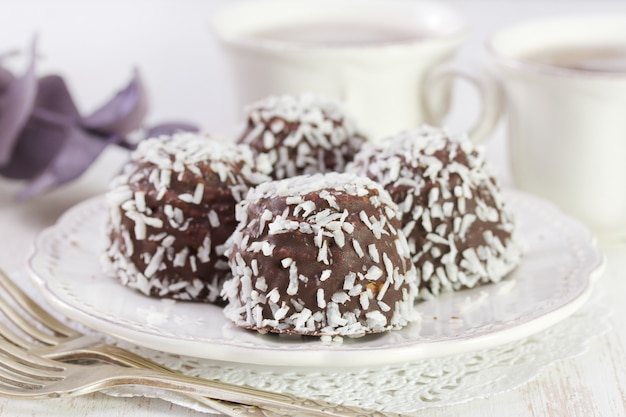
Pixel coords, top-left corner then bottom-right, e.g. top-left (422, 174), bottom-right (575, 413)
top-left (348, 126), bottom-right (522, 298)
top-left (222, 172), bottom-right (419, 338)
top-left (104, 132), bottom-right (269, 303)
top-left (236, 94), bottom-right (366, 180)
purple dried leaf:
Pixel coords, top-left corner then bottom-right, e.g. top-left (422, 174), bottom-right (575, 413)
top-left (80, 69), bottom-right (148, 137)
top-left (0, 43), bottom-right (199, 198)
top-left (0, 51), bottom-right (20, 86)
top-left (15, 127), bottom-right (113, 200)
top-left (0, 113), bottom-right (68, 180)
top-left (145, 121), bottom-right (199, 138)
top-left (0, 42), bottom-right (38, 165)
top-left (0, 67), bottom-right (14, 89)
top-left (0, 75), bottom-right (81, 180)
top-left (126, 121), bottom-right (198, 148)
top-left (35, 75), bottom-right (81, 120)
top-left (115, 121), bottom-right (199, 150)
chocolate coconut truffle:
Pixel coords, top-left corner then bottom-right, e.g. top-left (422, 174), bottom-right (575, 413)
top-left (347, 126), bottom-right (522, 298)
top-left (104, 132), bottom-right (269, 303)
top-left (236, 94), bottom-right (366, 180)
top-left (222, 172), bottom-right (419, 338)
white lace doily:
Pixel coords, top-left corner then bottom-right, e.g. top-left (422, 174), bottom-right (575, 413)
top-left (108, 290), bottom-right (610, 415)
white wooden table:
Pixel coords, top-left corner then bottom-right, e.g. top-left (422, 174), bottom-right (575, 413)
top-left (0, 1), bottom-right (625, 416)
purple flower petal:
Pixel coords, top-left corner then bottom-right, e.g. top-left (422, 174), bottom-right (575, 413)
top-left (15, 127), bottom-right (112, 200)
top-left (80, 69), bottom-right (148, 137)
top-left (0, 42), bottom-right (38, 165)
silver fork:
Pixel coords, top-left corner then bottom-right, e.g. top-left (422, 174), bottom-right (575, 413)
top-left (0, 321), bottom-right (398, 417)
top-left (0, 335), bottom-right (380, 415)
top-left (0, 269), bottom-right (273, 417)
top-left (0, 270), bottom-right (397, 417)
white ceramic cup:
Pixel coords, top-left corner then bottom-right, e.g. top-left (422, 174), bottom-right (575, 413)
top-left (210, 0), bottom-right (499, 142)
top-left (489, 14), bottom-right (626, 236)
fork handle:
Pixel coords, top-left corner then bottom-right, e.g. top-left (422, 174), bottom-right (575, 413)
top-left (92, 367), bottom-right (397, 417)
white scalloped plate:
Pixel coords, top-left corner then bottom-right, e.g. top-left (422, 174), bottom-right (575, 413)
top-left (27, 189), bottom-right (604, 367)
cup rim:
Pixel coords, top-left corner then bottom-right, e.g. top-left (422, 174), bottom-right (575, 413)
top-left (210, 0), bottom-right (469, 52)
top-left (487, 13), bottom-right (626, 79)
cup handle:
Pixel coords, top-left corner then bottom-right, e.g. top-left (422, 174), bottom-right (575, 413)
top-left (423, 63), bottom-right (503, 144)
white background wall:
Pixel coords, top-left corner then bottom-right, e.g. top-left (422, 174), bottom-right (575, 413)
top-left (1, 0), bottom-right (626, 189)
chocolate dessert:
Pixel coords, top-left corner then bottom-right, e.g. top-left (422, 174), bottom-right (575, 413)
top-left (104, 132), bottom-right (268, 303)
top-left (236, 93), bottom-right (366, 180)
top-left (222, 172), bottom-right (419, 337)
top-left (348, 126), bottom-right (522, 297)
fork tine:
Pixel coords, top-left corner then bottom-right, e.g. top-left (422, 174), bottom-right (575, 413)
top-left (0, 271), bottom-right (273, 417)
top-left (0, 320), bottom-right (39, 350)
top-left (0, 269), bottom-right (80, 343)
top-left (0, 337), bottom-right (63, 373)
top-left (0, 335), bottom-right (392, 417)
top-left (0, 367), bottom-right (46, 390)
top-left (0, 291), bottom-right (60, 346)
top-left (0, 340), bottom-right (65, 393)
top-left (0, 352), bottom-right (62, 383)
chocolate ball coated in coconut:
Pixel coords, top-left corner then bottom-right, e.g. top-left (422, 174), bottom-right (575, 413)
top-left (104, 132), bottom-right (269, 303)
top-left (236, 94), bottom-right (366, 180)
top-left (222, 172), bottom-right (419, 338)
top-left (348, 126), bottom-right (522, 298)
